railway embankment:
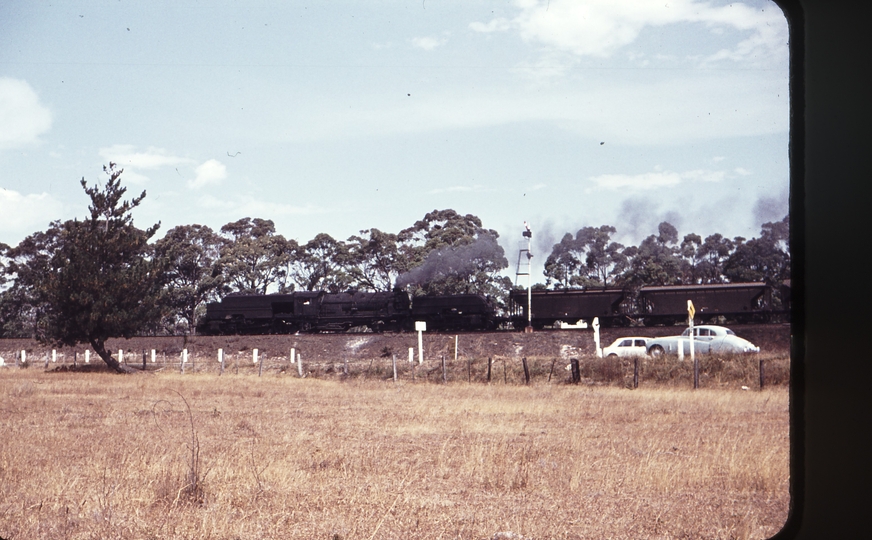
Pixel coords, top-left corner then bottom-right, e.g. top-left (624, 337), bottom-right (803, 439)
top-left (0, 323), bottom-right (790, 365)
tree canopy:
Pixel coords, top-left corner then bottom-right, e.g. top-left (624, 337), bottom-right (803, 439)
top-left (153, 224), bottom-right (225, 334)
top-left (2, 164), bottom-right (166, 371)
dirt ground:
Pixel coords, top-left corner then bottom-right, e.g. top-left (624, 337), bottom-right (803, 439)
top-left (0, 323), bottom-right (790, 365)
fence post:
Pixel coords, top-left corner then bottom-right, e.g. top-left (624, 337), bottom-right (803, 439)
top-left (441, 355), bottom-right (447, 384)
top-left (142, 350), bottom-right (146, 371)
top-left (290, 347), bottom-right (295, 365)
top-left (467, 356), bottom-right (471, 383)
top-left (548, 358), bottom-right (556, 383)
top-left (487, 357), bottom-right (492, 383)
top-left (344, 356), bottom-right (349, 376)
top-left (151, 349), bottom-right (156, 364)
top-left (74, 351), bottom-right (78, 367)
top-left (633, 357), bottom-right (640, 389)
top-left (693, 356), bottom-right (699, 389)
top-left (392, 354), bottom-right (397, 382)
top-left (571, 358), bottom-right (580, 384)
top-left (85, 350), bottom-right (90, 364)
top-left (522, 357), bottom-right (530, 385)
top-left (503, 359), bottom-right (507, 384)
top-left (297, 353), bottom-right (303, 377)
top-left (219, 348), bottom-right (225, 375)
top-left (258, 351), bottom-right (264, 377)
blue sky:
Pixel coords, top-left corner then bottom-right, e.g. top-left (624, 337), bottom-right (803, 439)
top-left (0, 0), bottom-right (789, 282)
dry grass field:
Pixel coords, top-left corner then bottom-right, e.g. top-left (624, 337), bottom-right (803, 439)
top-left (0, 357), bottom-right (789, 540)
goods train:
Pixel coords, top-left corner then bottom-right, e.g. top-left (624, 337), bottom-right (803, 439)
top-left (195, 281), bottom-right (788, 335)
top-left (508, 282), bottom-right (785, 329)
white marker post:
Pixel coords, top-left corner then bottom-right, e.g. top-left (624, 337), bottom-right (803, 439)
top-left (408, 347), bottom-right (414, 363)
top-left (290, 347), bottom-right (296, 364)
top-left (688, 300), bottom-right (698, 389)
top-left (151, 349), bottom-right (156, 363)
top-left (253, 348), bottom-right (259, 364)
top-left (85, 350), bottom-right (90, 363)
top-left (297, 353), bottom-right (303, 377)
top-left (592, 317), bottom-right (602, 358)
top-left (52, 349), bottom-right (57, 363)
top-left (21, 350), bottom-right (26, 366)
top-left (119, 349), bottom-right (124, 364)
top-left (415, 321), bottom-right (426, 365)
top-left (218, 348), bottom-right (224, 375)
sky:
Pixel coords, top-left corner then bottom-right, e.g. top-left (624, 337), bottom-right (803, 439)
top-left (0, 0), bottom-right (789, 283)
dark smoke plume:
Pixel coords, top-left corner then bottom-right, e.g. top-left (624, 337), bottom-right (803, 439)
top-left (395, 234), bottom-right (504, 288)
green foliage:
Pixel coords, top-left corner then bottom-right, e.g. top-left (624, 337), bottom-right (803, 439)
top-left (723, 216), bottom-right (790, 287)
top-left (543, 225), bottom-right (628, 288)
top-left (344, 228), bottom-right (401, 291)
top-left (283, 233), bottom-right (352, 293)
top-left (153, 224), bottom-right (225, 334)
top-left (217, 218), bottom-right (290, 294)
top-left (618, 222), bottom-right (684, 287)
top-left (3, 164), bottom-right (166, 371)
top-left (395, 209), bottom-right (509, 300)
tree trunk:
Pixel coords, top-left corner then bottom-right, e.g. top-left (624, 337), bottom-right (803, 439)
top-left (91, 338), bottom-right (136, 373)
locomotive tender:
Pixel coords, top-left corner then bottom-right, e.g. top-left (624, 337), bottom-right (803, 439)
top-left (196, 281), bottom-right (786, 335)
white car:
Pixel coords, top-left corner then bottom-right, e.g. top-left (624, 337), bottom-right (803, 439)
top-left (646, 325), bottom-right (760, 357)
top-left (602, 337), bottom-right (650, 358)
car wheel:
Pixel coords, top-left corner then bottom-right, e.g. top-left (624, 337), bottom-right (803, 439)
top-left (607, 353), bottom-right (618, 358)
top-left (649, 345), bottom-right (665, 358)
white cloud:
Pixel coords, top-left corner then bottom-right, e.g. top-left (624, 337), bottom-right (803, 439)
top-left (118, 169), bottom-right (153, 186)
top-left (99, 145), bottom-right (195, 170)
top-left (470, 0), bottom-right (787, 64)
top-left (189, 159), bottom-right (227, 189)
top-left (591, 168), bottom-right (724, 190)
top-left (734, 167), bottom-right (752, 176)
top-left (0, 189), bottom-right (64, 239)
top-left (411, 36), bottom-right (447, 51)
top-left (0, 78), bottom-right (52, 150)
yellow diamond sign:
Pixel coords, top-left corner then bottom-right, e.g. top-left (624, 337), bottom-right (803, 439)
top-left (687, 300), bottom-right (696, 320)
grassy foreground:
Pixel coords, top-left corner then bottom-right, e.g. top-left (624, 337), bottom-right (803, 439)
top-left (0, 369), bottom-right (789, 539)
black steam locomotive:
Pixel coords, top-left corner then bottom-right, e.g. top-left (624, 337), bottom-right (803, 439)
top-left (195, 290), bottom-right (497, 335)
top-left (195, 281), bottom-right (787, 335)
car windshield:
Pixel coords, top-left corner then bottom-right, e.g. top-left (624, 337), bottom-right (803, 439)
top-left (726, 329), bottom-right (736, 335)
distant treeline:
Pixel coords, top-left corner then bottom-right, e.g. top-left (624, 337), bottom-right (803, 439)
top-left (0, 167), bottom-right (789, 340)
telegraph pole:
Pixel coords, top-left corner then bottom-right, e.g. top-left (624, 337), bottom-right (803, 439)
top-left (523, 222), bottom-right (533, 333)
